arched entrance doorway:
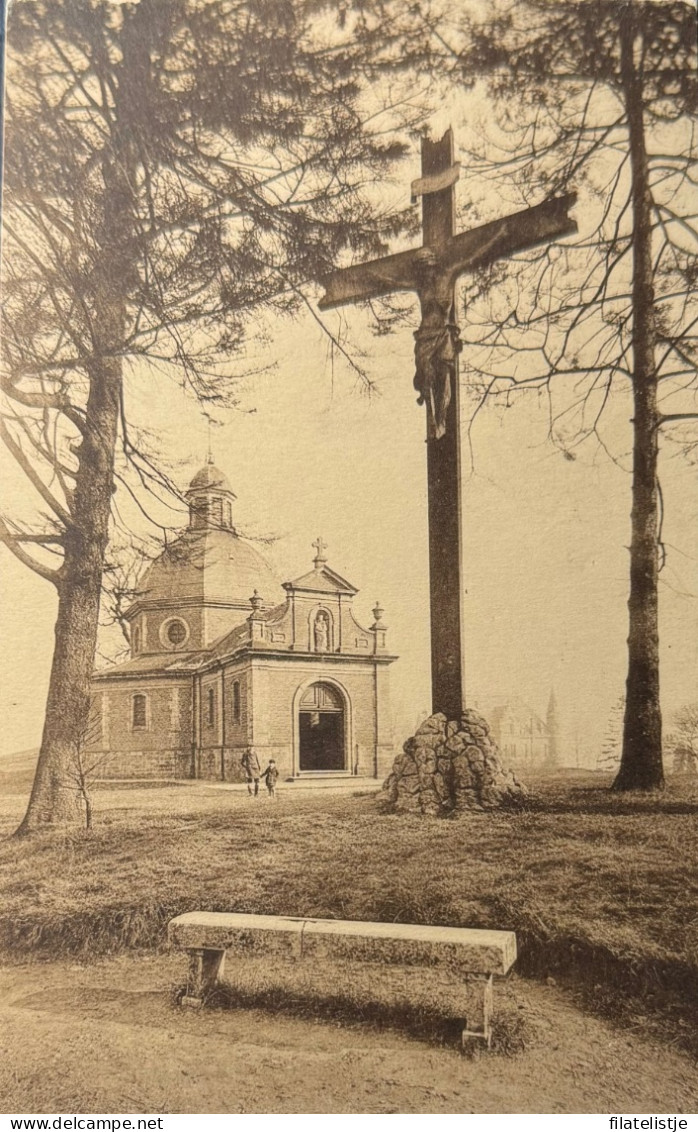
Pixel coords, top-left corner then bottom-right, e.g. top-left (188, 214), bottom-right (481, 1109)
top-left (298, 682), bottom-right (346, 771)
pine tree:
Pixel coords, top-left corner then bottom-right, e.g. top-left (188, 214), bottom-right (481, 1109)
top-left (425, 0), bottom-right (697, 790)
top-left (1, 0), bottom-right (413, 831)
top-left (598, 696), bottom-right (626, 772)
top-left (668, 704), bottom-right (698, 775)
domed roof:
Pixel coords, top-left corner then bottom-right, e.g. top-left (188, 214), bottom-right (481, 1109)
top-left (187, 461), bottom-right (233, 495)
top-left (136, 527), bottom-right (283, 610)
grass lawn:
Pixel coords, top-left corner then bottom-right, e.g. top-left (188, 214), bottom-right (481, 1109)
top-left (1, 771), bottom-right (697, 1053)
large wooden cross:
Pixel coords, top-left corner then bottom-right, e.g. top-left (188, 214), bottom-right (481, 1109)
top-left (319, 129), bottom-right (577, 721)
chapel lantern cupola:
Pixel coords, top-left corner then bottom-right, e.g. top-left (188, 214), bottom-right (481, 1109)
top-left (185, 455), bottom-right (237, 531)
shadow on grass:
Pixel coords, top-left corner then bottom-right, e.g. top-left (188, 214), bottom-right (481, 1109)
top-left (572, 977), bottom-right (698, 1058)
top-left (521, 786), bottom-right (698, 817)
top-left (172, 980), bottom-right (531, 1057)
top-left (493, 917), bottom-right (698, 1059)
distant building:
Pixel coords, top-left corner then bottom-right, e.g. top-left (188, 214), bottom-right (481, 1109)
top-left (88, 460), bottom-right (396, 782)
top-left (487, 694), bottom-right (559, 774)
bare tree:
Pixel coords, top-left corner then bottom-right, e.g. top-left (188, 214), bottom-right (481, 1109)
top-left (65, 702), bottom-right (111, 832)
top-left (418, 0), bottom-right (697, 791)
top-left (1, 0), bottom-right (416, 832)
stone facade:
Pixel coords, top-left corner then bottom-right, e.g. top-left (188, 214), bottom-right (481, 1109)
top-left (89, 464), bottom-right (396, 782)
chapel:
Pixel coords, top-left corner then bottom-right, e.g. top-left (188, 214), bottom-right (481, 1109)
top-left (89, 460), bottom-right (396, 782)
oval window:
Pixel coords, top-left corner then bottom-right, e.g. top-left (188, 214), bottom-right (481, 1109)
top-left (166, 619), bottom-right (187, 646)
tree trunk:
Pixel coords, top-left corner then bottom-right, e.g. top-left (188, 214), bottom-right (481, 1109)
top-left (613, 8), bottom-right (664, 792)
top-left (84, 788), bottom-right (93, 832)
top-left (15, 358), bottom-right (122, 834)
top-left (16, 579), bottom-right (102, 830)
top-left (15, 32), bottom-right (137, 835)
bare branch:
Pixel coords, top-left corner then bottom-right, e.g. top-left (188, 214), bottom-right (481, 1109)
top-left (0, 418), bottom-right (72, 525)
top-left (0, 518), bottom-right (62, 585)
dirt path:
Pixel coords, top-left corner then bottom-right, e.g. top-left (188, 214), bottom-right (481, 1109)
top-left (0, 955), bottom-right (696, 1114)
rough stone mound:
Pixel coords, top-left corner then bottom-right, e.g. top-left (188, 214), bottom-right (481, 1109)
top-left (382, 709), bottom-right (527, 815)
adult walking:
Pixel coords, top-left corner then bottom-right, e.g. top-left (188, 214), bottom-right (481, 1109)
top-left (241, 747), bottom-right (261, 796)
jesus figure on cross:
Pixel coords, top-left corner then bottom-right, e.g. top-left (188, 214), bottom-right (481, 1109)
top-left (319, 129), bottom-right (577, 723)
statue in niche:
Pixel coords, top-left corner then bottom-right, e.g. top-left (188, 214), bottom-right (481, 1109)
top-left (314, 611), bottom-right (330, 653)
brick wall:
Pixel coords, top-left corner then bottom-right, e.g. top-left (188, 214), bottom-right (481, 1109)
top-left (374, 664), bottom-right (395, 780)
top-left (141, 607), bottom-right (204, 654)
top-left (89, 677), bottom-right (193, 779)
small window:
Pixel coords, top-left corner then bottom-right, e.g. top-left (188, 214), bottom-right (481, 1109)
top-left (166, 619), bottom-right (187, 647)
top-left (132, 693), bottom-right (147, 731)
top-left (300, 682), bottom-right (342, 710)
top-left (132, 626), bottom-right (141, 655)
top-left (233, 680), bottom-right (241, 723)
top-left (87, 695), bottom-right (102, 744)
top-left (190, 498), bottom-right (208, 527)
top-left (225, 501), bottom-right (233, 528)
top-left (212, 497), bottom-right (223, 526)
top-left (207, 686), bottom-right (216, 727)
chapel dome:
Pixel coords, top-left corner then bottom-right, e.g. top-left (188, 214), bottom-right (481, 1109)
top-left (130, 459), bottom-right (284, 617)
top-left (187, 461), bottom-right (233, 495)
top-left (136, 527), bottom-right (283, 611)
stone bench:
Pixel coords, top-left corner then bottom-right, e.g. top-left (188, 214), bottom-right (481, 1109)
top-left (168, 911), bottom-right (516, 1046)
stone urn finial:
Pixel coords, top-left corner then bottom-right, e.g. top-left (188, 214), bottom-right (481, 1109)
top-left (372, 601), bottom-right (385, 628)
top-left (248, 590), bottom-right (265, 643)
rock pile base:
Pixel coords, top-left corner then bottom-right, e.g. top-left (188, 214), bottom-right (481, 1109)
top-left (382, 709), bottom-right (527, 815)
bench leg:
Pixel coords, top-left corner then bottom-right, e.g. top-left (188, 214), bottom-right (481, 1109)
top-left (460, 975), bottom-right (493, 1049)
top-left (181, 947), bottom-right (226, 1008)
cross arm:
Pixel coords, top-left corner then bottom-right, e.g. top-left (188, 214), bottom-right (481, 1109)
top-left (442, 193), bottom-right (578, 279)
top-left (318, 245), bottom-right (419, 311)
top-left (318, 193), bottom-right (578, 312)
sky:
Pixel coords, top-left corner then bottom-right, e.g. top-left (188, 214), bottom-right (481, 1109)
top-left (1, 21), bottom-right (697, 769)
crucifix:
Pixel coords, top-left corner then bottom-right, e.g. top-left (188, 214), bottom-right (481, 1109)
top-left (319, 129), bottom-right (577, 721)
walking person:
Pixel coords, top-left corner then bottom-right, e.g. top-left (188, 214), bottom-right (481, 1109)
top-left (262, 758), bottom-right (279, 800)
top-left (240, 747), bottom-right (261, 796)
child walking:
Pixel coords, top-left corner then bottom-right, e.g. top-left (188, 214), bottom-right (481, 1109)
top-left (263, 758), bottom-right (279, 799)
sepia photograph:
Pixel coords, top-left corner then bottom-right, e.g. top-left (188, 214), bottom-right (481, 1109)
top-left (0, 0), bottom-right (697, 1117)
